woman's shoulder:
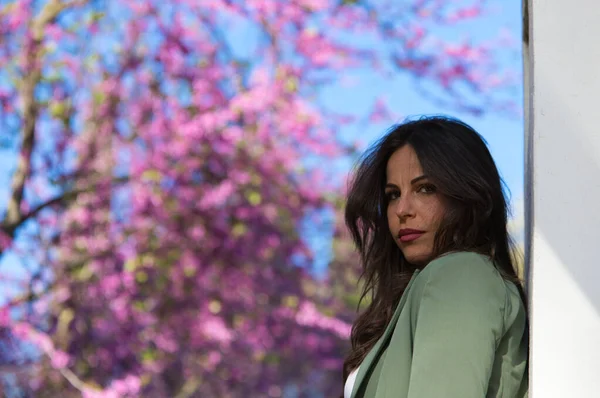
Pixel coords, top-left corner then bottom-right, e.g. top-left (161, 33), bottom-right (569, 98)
top-left (412, 251), bottom-right (509, 302)
top-left (423, 251), bottom-right (499, 278)
top-left (408, 251), bottom-right (527, 338)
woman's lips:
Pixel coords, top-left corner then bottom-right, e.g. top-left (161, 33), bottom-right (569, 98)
top-left (398, 232), bottom-right (424, 242)
top-left (397, 229), bottom-right (425, 243)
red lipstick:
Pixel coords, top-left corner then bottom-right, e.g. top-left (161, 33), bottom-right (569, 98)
top-left (397, 229), bottom-right (425, 243)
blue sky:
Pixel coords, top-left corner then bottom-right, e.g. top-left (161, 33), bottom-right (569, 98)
top-left (303, 1), bottom-right (526, 273)
top-left (324, 1), bottom-right (525, 203)
top-left (0, 1), bottom-right (525, 285)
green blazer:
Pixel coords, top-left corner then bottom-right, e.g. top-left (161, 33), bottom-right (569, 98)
top-left (350, 252), bottom-right (528, 398)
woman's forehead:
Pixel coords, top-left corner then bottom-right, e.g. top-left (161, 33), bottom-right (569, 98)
top-left (386, 146), bottom-right (424, 181)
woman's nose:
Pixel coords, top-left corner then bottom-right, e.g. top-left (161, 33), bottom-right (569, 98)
top-left (394, 195), bottom-right (414, 219)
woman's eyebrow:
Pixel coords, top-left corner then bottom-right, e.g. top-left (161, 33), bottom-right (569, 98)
top-left (410, 175), bottom-right (428, 184)
top-left (385, 175), bottom-right (428, 188)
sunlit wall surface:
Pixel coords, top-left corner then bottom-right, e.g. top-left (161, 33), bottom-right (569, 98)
top-left (526, 0), bottom-right (600, 396)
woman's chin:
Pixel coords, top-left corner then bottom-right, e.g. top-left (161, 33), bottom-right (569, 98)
top-left (401, 248), bottom-right (434, 267)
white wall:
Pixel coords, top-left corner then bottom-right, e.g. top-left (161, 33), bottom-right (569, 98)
top-left (525, 0), bottom-right (600, 396)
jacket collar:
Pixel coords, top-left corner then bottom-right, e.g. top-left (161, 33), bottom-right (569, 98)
top-left (350, 269), bottom-right (420, 398)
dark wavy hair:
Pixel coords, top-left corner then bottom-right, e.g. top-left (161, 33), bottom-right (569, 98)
top-left (342, 115), bottom-right (527, 382)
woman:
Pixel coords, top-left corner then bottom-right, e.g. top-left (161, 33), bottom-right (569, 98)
top-left (342, 116), bottom-right (528, 398)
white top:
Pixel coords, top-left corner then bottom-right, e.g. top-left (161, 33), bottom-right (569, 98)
top-left (344, 366), bottom-right (360, 398)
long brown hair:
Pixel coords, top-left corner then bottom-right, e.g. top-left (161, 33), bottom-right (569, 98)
top-left (343, 116), bottom-right (526, 382)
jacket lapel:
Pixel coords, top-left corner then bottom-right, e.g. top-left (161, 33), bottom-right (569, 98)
top-left (350, 270), bottom-right (420, 398)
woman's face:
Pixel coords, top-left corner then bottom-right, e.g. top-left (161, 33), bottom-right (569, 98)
top-left (385, 145), bottom-right (447, 266)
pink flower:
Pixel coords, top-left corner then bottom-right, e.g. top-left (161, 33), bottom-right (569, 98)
top-left (201, 316), bottom-right (235, 346)
top-left (50, 351), bottom-right (70, 369)
top-left (0, 230), bottom-right (13, 250)
top-left (0, 306), bottom-right (10, 327)
top-left (110, 374), bottom-right (141, 395)
top-left (198, 180), bottom-right (235, 210)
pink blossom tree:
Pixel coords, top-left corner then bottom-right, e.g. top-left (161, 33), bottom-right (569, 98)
top-left (0, 0), bottom-right (518, 396)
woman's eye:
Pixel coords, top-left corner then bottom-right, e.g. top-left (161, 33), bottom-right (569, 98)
top-left (418, 184), bottom-right (436, 194)
top-left (385, 191), bottom-right (399, 201)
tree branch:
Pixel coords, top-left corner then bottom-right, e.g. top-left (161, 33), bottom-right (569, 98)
top-left (5, 0), bottom-right (87, 236)
top-left (3, 175), bottom-right (129, 234)
top-left (1, 175), bottom-right (129, 260)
